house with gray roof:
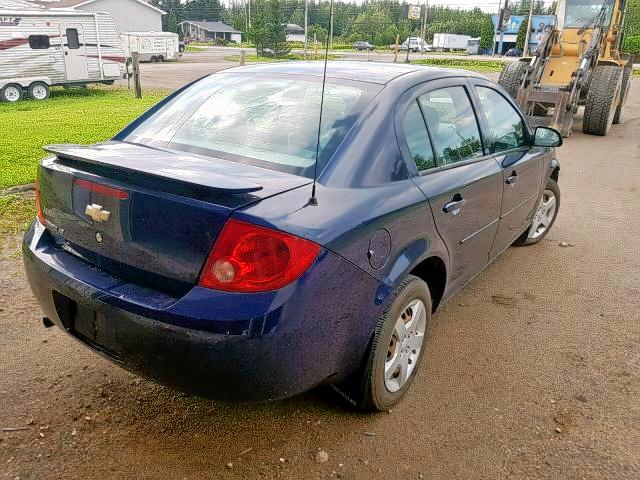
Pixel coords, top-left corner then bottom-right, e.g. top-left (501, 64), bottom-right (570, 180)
top-left (178, 20), bottom-right (242, 43)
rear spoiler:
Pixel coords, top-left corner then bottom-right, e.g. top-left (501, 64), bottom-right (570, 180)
top-left (44, 142), bottom-right (264, 194)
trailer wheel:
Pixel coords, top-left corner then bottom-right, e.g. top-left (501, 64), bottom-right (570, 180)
top-left (583, 65), bottom-right (623, 136)
top-left (28, 82), bottom-right (50, 101)
top-left (613, 56), bottom-right (634, 124)
top-left (1, 84), bottom-right (23, 103)
top-left (150, 56), bottom-right (157, 62)
top-left (498, 61), bottom-right (527, 99)
top-left (158, 55), bottom-right (164, 62)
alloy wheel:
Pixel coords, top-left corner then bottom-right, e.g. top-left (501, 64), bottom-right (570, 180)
top-left (528, 188), bottom-right (557, 239)
top-left (384, 298), bottom-right (427, 393)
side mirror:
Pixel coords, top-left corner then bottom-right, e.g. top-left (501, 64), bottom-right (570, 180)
top-left (532, 126), bottom-right (562, 147)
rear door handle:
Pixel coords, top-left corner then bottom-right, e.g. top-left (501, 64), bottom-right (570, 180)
top-left (443, 196), bottom-right (465, 215)
top-left (506, 171), bottom-right (518, 185)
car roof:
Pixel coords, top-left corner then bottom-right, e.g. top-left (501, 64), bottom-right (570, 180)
top-left (221, 61), bottom-right (486, 85)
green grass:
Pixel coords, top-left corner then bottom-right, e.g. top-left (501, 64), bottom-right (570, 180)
top-left (411, 58), bottom-right (506, 73)
top-left (0, 193), bottom-right (34, 237)
top-left (224, 53), bottom-right (341, 63)
top-left (0, 86), bottom-right (167, 189)
top-left (185, 45), bottom-right (204, 52)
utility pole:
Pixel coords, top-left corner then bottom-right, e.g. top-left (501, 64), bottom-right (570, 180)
top-left (304, 0), bottom-right (308, 59)
top-left (329, 1), bottom-right (334, 51)
top-left (248, 0), bottom-right (251, 29)
top-left (494, 0), bottom-right (508, 55)
top-left (523, 0), bottom-right (534, 56)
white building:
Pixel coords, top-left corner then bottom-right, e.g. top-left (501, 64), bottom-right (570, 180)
top-left (285, 23), bottom-right (305, 42)
top-left (30, 0), bottom-right (165, 32)
top-left (178, 21), bottom-right (242, 43)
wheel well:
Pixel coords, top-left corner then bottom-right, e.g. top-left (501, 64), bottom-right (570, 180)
top-left (410, 256), bottom-right (446, 312)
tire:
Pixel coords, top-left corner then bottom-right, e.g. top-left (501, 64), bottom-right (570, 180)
top-left (613, 56), bottom-right (634, 124)
top-left (28, 81), bottom-right (49, 101)
top-left (1, 83), bottom-right (23, 103)
top-left (498, 60), bottom-right (527, 99)
top-left (582, 65), bottom-right (623, 136)
top-left (514, 178), bottom-right (560, 246)
top-left (158, 55), bottom-right (164, 62)
top-left (150, 56), bottom-right (157, 63)
top-left (350, 275), bottom-right (432, 411)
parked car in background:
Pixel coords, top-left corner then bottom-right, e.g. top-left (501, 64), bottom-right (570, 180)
top-left (24, 62), bottom-right (562, 411)
top-left (505, 47), bottom-right (523, 57)
top-left (0, 9), bottom-right (125, 103)
top-left (179, 41), bottom-right (186, 53)
top-left (353, 41), bottom-right (375, 51)
top-left (400, 37), bottom-right (431, 52)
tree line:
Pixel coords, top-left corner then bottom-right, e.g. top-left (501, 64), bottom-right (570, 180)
top-left (151, 0), bottom-right (639, 54)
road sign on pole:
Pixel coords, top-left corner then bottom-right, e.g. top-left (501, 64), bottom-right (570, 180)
top-left (408, 5), bottom-right (421, 20)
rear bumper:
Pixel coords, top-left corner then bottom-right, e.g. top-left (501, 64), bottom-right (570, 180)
top-left (23, 221), bottom-right (389, 401)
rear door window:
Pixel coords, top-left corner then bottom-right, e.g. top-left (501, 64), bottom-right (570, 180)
top-left (402, 101), bottom-right (436, 171)
top-left (418, 86), bottom-right (484, 166)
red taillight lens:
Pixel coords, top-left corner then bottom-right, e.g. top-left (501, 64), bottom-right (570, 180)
top-left (74, 178), bottom-right (129, 199)
top-left (35, 177), bottom-right (45, 224)
top-left (199, 219), bottom-right (320, 292)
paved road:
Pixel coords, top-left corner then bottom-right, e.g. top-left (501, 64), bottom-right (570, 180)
top-left (1, 79), bottom-right (639, 478)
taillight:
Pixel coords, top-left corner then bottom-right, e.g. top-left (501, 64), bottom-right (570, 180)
top-left (35, 175), bottom-right (45, 224)
top-left (199, 219), bottom-right (320, 292)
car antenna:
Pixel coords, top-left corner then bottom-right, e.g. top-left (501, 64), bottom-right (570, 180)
top-left (308, 0), bottom-right (334, 207)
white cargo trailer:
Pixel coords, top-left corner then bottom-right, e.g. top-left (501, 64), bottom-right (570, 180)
top-left (432, 33), bottom-right (472, 51)
top-left (120, 31), bottom-right (181, 63)
top-left (0, 9), bottom-right (126, 102)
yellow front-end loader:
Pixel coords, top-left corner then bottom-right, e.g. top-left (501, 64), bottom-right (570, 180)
top-left (498, 0), bottom-right (634, 136)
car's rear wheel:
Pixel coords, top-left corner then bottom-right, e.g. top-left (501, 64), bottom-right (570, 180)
top-left (351, 275), bottom-right (431, 411)
top-left (514, 178), bottom-right (560, 246)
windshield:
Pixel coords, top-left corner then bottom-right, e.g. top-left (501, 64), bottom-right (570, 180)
top-left (564, 0), bottom-right (614, 28)
top-left (126, 73), bottom-right (381, 177)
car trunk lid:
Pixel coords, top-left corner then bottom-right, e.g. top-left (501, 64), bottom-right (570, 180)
top-left (38, 141), bottom-right (311, 295)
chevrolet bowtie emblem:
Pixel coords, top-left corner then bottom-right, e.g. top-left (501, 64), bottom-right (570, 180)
top-left (85, 204), bottom-right (111, 222)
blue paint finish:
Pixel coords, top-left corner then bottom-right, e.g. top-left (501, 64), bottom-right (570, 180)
top-left (23, 62), bottom-right (560, 401)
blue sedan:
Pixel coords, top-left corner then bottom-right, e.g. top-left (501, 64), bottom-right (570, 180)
top-left (23, 62), bottom-right (561, 410)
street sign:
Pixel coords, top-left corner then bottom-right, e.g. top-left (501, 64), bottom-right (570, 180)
top-left (408, 5), bottom-right (421, 20)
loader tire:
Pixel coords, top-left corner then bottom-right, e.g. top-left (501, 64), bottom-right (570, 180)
top-left (613, 55), bottom-right (634, 124)
top-left (583, 65), bottom-right (623, 136)
top-left (498, 61), bottom-right (527, 99)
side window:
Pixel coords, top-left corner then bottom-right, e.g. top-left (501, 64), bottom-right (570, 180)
top-left (418, 86), bottom-right (483, 166)
top-left (66, 28), bottom-right (80, 49)
top-left (28, 35), bottom-right (50, 50)
top-left (402, 101), bottom-right (436, 171)
top-left (476, 86), bottom-right (528, 153)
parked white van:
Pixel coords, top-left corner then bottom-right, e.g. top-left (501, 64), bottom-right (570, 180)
top-left (0, 9), bottom-right (126, 102)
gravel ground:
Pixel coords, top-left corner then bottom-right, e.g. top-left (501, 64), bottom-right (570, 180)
top-left (1, 82), bottom-right (639, 480)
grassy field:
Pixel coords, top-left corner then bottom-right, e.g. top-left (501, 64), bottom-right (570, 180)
top-left (411, 58), bottom-right (506, 73)
top-left (0, 193), bottom-right (34, 238)
top-left (0, 86), bottom-right (167, 190)
top-left (185, 45), bottom-right (204, 52)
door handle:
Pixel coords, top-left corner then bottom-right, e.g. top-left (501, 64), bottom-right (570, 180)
top-left (443, 196), bottom-right (465, 215)
top-left (506, 171), bottom-right (518, 185)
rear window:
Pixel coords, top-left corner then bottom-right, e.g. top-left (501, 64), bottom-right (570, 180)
top-left (126, 73), bottom-right (382, 177)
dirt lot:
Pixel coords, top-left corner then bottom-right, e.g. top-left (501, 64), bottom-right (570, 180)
top-left (1, 80), bottom-right (639, 480)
